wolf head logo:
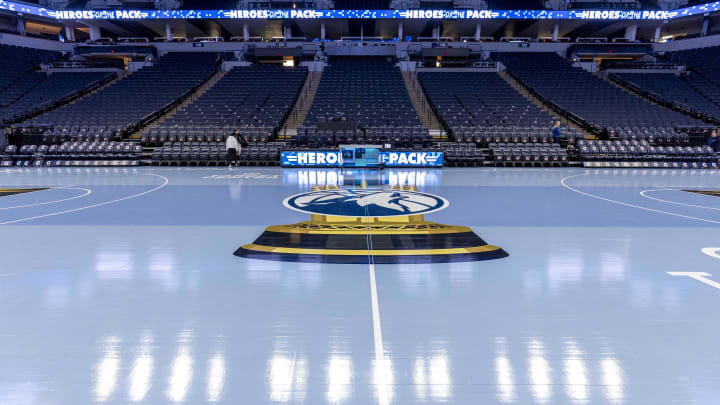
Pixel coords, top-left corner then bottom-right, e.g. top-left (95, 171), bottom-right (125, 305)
top-left (285, 189), bottom-right (448, 217)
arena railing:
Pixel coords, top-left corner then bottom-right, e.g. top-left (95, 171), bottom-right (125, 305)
top-left (118, 37), bottom-right (150, 43)
top-left (3, 72), bottom-right (117, 125)
top-left (607, 73), bottom-right (720, 124)
top-left (576, 37), bottom-right (608, 43)
top-left (460, 36), bottom-right (496, 42)
top-left (501, 67), bottom-right (594, 134)
top-left (193, 36), bottom-right (224, 42)
top-left (153, 37), bottom-right (188, 42)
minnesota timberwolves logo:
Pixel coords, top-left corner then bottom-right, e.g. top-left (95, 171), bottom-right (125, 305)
top-left (283, 189), bottom-right (449, 217)
top-left (235, 186), bottom-right (508, 264)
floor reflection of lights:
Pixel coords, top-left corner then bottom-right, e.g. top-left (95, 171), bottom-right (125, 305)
top-left (95, 336), bottom-right (121, 402)
top-left (527, 338), bottom-right (552, 404)
top-left (268, 353), bottom-right (308, 402)
top-left (167, 330), bottom-right (194, 403)
top-left (563, 340), bottom-right (589, 404)
top-left (326, 355), bottom-right (352, 404)
top-left (207, 354), bottom-right (226, 402)
top-left (373, 357), bottom-right (394, 405)
top-left (128, 333), bottom-right (153, 402)
top-left (495, 337), bottom-right (516, 403)
top-left (601, 358), bottom-right (625, 404)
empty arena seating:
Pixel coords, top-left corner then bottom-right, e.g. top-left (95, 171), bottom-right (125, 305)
top-left (613, 72), bottom-right (720, 121)
top-left (605, 125), bottom-right (693, 144)
top-left (23, 52), bottom-right (219, 132)
top-left (1, 141), bottom-right (141, 167)
top-left (149, 65), bottom-right (307, 140)
top-left (0, 72), bottom-right (113, 123)
top-left (438, 143), bottom-right (485, 166)
top-left (418, 71), bottom-right (561, 140)
top-left (303, 57), bottom-right (421, 139)
top-left (150, 141), bottom-right (285, 166)
top-left (0, 71), bottom-right (46, 107)
top-left (489, 143), bottom-right (569, 167)
top-left (578, 139), bottom-right (718, 168)
top-left (668, 46), bottom-right (720, 106)
top-left (453, 125), bottom-right (582, 146)
top-left (0, 44), bottom-right (59, 96)
top-left (502, 53), bottom-right (701, 130)
top-left (294, 126), bottom-right (432, 147)
top-left (437, 141), bottom-right (569, 167)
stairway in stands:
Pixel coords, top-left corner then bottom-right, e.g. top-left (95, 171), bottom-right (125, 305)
top-left (499, 70), bottom-right (594, 139)
top-left (128, 68), bottom-right (227, 140)
top-left (402, 71), bottom-right (446, 139)
top-left (280, 70), bottom-right (322, 139)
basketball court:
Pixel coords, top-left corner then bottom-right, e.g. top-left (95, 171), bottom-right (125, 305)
top-left (0, 167), bottom-right (719, 404)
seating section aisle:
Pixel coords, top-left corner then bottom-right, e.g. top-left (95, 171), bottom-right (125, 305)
top-left (22, 52), bottom-right (219, 133)
top-left (299, 57), bottom-right (422, 145)
top-left (418, 71), bottom-right (571, 142)
top-left (613, 72), bottom-right (720, 121)
top-left (141, 65), bottom-right (307, 146)
top-left (1, 72), bottom-right (114, 123)
top-left (502, 53), bottom-right (700, 130)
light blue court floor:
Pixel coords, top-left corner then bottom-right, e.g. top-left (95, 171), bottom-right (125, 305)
top-left (1, 166), bottom-right (720, 405)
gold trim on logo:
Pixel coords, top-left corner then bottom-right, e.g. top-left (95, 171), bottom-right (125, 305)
top-left (264, 220), bottom-right (472, 235)
top-left (241, 243), bottom-right (503, 256)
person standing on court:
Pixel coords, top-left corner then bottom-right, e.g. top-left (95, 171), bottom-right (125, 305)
top-left (707, 129), bottom-right (720, 152)
top-left (552, 121), bottom-right (562, 142)
top-left (226, 132), bottom-right (240, 167)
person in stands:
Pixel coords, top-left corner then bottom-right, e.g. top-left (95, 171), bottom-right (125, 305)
top-left (708, 129), bottom-right (720, 152)
top-left (551, 121), bottom-right (562, 142)
top-left (226, 132), bottom-right (240, 167)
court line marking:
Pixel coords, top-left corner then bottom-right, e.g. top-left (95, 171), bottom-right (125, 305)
top-left (0, 187), bottom-right (92, 210)
top-left (560, 174), bottom-right (720, 225)
top-left (0, 172), bottom-right (168, 225)
top-left (640, 188), bottom-right (720, 212)
top-left (702, 247), bottom-right (720, 260)
top-left (667, 272), bottom-right (720, 290)
top-left (651, 185), bottom-right (720, 188)
top-left (364, 198), bottom-right (389, 405)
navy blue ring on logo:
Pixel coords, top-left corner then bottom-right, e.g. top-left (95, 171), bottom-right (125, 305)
top-left (283, 188), bottom-right (449, 217)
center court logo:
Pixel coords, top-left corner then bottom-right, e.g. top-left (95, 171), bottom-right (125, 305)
top-left (283, 189), bottom-right (448, 217)
top-left (235, 186), bottom-right (508, 264)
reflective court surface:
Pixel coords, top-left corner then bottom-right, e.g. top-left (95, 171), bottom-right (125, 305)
top-left (1, 167), bottom-right (719, 404)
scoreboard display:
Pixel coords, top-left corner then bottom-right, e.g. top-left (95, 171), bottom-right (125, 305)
top-left (341, 148), bottom-right (380, 168)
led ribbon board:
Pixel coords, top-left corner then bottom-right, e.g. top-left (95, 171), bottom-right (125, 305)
top-left (281, 151), bottom-right (443, 167)
top-left (2, 1), bottom-right (720, 21)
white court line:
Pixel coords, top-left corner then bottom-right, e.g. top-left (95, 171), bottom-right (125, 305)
top-left (364, 199), bottom-right (389, 405)
top-left (667, 272), bottom-right (720, 290)
top-left (0, 172), bottom-right (168, 225)
top-left (560, 173), bottom-right (720, 225)
top-left (369, 262), bottom-right (389, 405)
top-left (0, 187), bottom-right (92, 210)
top-left (640, 188), bottom-right (720, 212)
top-left (650, 185), bottom-right (720, 188)
top-left (701, 247), bottom-right (720, 260)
